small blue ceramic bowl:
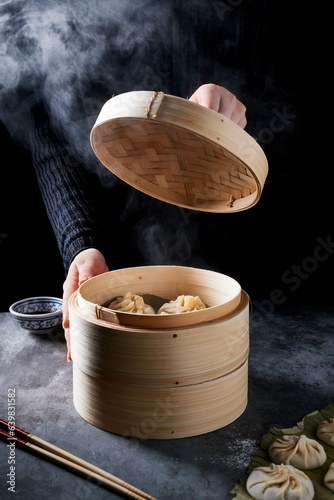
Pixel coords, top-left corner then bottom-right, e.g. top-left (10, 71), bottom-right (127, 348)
top-left (9, 296), bottom-right (63, 334)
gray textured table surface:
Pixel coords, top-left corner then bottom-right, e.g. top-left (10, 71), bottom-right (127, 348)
top-left (0, 306), bottom-right (333, 500)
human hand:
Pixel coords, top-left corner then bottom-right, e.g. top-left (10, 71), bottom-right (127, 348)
top-left (189, 83), bottom-right (247, 129)
top-left (62, 248), bottom-right (109, 361)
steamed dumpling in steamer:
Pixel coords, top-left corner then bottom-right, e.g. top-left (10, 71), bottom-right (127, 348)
top-left (268, 434), bottom-right (326, 470)
top-left (108, 292), bottom-right (155, 314)
top-left (246, 463), bottom-right (314, 500)
top-left (316, 418), bottom-right (334, 447)
top-left (158, 295), bottom-right (206, 315)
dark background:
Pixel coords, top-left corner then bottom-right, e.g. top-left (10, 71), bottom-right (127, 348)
top-left (0, 0), bottom-right (332, 313)
top-left (1, 111), bottom-right (332, 313)
top-left (0, 121), bottom-right (64, 309)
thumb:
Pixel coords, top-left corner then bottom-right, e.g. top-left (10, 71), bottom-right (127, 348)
top-left (78, 262), bottom-right (98, 286)
top-left (78, 271), bottom-right (93, 286)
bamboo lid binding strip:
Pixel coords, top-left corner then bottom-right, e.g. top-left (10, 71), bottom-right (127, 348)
top-left (90, 91), bottom-right (268, 213)
top-left (77, 265), bottom-right (242, 329)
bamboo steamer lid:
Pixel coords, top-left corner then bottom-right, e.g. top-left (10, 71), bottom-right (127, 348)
top-left (90, 91), bottom-right (268, 212)
top-left (70, 265), bottom-right (249, 439)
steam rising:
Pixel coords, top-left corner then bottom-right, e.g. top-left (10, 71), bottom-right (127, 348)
top-left (1, 0), bottom-right (214, 266)
top-left (0, 0), bottom-right (273, 270)
top-left (0, 0), bottom-right (249, 169)
top-left (0, 0), bottom-right (174, 170)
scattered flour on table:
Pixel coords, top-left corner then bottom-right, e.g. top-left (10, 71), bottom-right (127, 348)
top-left (221, 437), bottom-right (257, 468)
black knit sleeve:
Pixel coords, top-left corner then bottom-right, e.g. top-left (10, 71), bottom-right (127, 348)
top-left (29, 103), bottom-right (106, 272)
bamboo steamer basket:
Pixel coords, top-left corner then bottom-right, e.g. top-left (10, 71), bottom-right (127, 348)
top-left (69, 91), bottom-right (266, 438)
top-left (70, 266), bottom-right (249, 439)
top-left (90, 91), bottom-right (268, 213)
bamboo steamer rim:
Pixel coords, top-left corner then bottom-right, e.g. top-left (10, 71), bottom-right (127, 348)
top-left (90, 91), bottom-right (268, 213)
top-left (76, 265), bottom-right (243, 329)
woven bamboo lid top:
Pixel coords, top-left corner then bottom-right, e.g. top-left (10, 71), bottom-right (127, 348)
top-left (90, 91), bottom-right (268, 213)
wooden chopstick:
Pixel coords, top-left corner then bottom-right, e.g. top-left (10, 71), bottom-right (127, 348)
top-left (0, 421), bottom-right (156, 500)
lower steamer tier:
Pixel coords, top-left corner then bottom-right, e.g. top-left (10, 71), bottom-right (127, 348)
top-left (69, 266), bottom-right (249, 439)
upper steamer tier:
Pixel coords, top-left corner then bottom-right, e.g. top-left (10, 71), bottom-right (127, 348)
top-left (90, 91), bottom-right (268, 213)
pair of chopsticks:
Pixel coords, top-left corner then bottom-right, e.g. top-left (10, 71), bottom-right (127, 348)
top-left (0, 419), bottom-right (156, 500)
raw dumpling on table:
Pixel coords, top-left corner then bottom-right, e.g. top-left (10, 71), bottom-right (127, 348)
top-left (268, 434), bottom-right (326, 470)
top-left (324, 462), bottom-right (334, 493)
top-left (246, 463), bottom-right (314, 500)
top-left (158, 295), bottom-right (206, 315)
top-left (108, 292), bottom-right (155, 314)
top-left (316, 418), bottom-right (334, 447)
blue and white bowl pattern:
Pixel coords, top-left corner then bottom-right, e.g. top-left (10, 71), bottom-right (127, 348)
top-left (9, 297), bottom-right (63, 334)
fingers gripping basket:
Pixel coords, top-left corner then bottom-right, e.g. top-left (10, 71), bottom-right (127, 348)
top-left (69, 266), bottom-right (249, 439)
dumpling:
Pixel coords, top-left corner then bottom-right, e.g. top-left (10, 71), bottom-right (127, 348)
top-left (158, 295), bottom-right (206, 315)
top-left (108, 292), bottom-right (155, 314)
top-left (324, 462), bottom-right (334, 493)
top-left (316, 418), bottom-right (334, 447)
top-left (246, 463), bottom-right (314, 500)
top-left (268, 434), bottom-right (326, 470)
